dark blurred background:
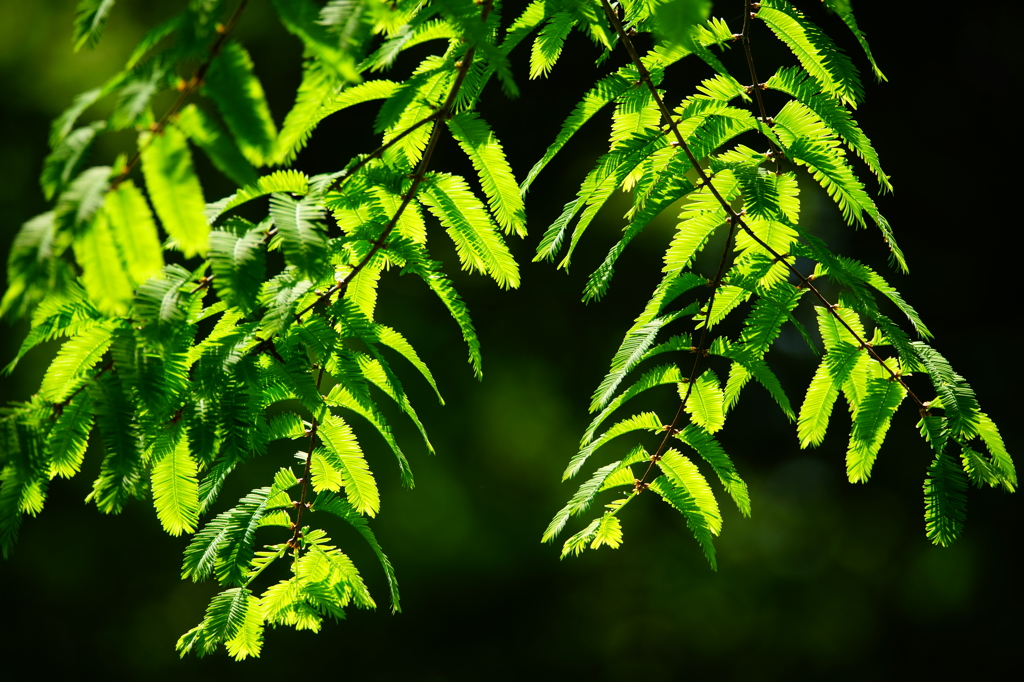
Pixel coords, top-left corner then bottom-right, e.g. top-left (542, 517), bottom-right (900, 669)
top-left (1, 1), bottom-right (1020, 679)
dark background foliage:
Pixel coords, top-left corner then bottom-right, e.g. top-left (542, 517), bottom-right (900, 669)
top-left (1, 1), bottom-right (1019, 678)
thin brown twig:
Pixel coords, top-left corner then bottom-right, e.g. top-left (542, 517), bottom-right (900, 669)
top-left (110, 0), bottom-right (250, 191)
top-left (324, 112), bottom-right (439, 195)
top-left (597, 0), bottom-right (924, 489)
top-left (738, 0), bottom-right (782, 166)
top-left (290, 364), bottom-right (325, 552)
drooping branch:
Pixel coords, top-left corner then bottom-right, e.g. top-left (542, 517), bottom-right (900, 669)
top-left (287, 0), bottom-right (497, 549)
top-left (596, 0), bottom-right (924, 490)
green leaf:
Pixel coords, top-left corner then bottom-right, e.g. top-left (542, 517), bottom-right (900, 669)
top-left (134, 265), bottom-right (193, 344)
top-left (419, 173), bottom-right (520, 289)
top-left (207, 170), bottom-right (310, 220)
top-left (182, 487), bottom-right (272, 586)
top-left (40, 321), bottom-right (117, 403)
top-left (923, 449), bottom-right (967, 547)
top-left (657, 448), bottom-right (721, 535)
top-left (649, 475), bottom-right (717, 569)
top-left (203, 41), bottom-right (278, 167)
top-left (682, 369), bottom-right (725, 434)
top-left (447, 112), bottom-right (526, 236)
top-left (846, 376), bottom-right (906, 482)
top-left (757, 0), bottom-right (864, 107)
top-left (585, 364), bottom-right (684, 445)
top-left (0, 212), bottom-right (73, 320)
top-left (543, 446), bottom-right (648, 543)
top-left (976, 413), bottom-right (1016, 492)
top-left (152, 430), bottom-right (200, 536)
top-left (766, 66), bottom-right (889, 190)
top-left (56, 165), bottom-right (110, 232)
top-left (45, 395), bottom-right (94, 478)
top-left (224, 592), bottom-right (265, 661)
top-left (102, 180), bottom-right (165, 284)
top-left (675, 424), bottom-right (750, 517)
top-left (87, 371), bottom-right (145, 514)
top-left (520, 70), bottom-right (634, 194)
top-left (564, 412), bottom-right (663, 481)
top-left (912, 341), bottom-right (981, 440)
top-left (318, 414), bottom-right (379, 517)
top-left (313, 491), bottom-right (401, 613)
top-left (176, 104), bottom-right (259, 187)
top-left (73, 0), bottom-right (116, 51)
top-left (822, 0), bottom-right (886, 81)
top-left (208, 220), bottom-right (267, 314)
top-left (269, 193), bottom-right (329, 281)
top-left (41, 121), bottom-right (105, 201)
top-left (797, 343), bottom-right (861, 448)
top-left (141, 124), bottom-right (209, 257)
top-left (530, 11), bottom-right (576, 79)
top-left (589, 513), bottom-right (624, 550)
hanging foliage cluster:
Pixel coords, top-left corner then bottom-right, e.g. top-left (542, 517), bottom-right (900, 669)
top-left (1, 0), bottom-right (1014, 659)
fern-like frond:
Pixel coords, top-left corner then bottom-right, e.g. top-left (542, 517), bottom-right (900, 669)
top-left (151, 430), bottom-right (200, 536)
top-left (140, 124), bottom-right (208, 257)
top-left (564, 412), bottom-right (663, 481)
top-left (208, 220), bottom-right (267, 314)
top-left (176, 104), bottom-right (258, 187)
top-left (41, 121), bottom-right (104, 201)
top-left (663, 169), bottom-right (740, 274)
top-left (675, 424), bottom-right (751, 517)
top-left (313, 491), bottom-right (401, 612)
top-left (39, 321), bottom-right (117, 404)
top-left (797, 344), bottom-right (857, 448)
top-left (766, 66), bottom-right (889, 190)
top-left (657, 448), bottom-right (722, 535)
top-left (87, 371), bottom-right (145, 514)
top-left (419, 173), bottom-right (519, 289)
top-left (649, 475), bottom-right (717, 569)
top-left (268, 193), bottom-right (329, 281)
top-left (388, 243), bottom-right (483, 378)
top-left (822, 0), bottom-right (886, 81)
top-left (912, 342), bottom-right (981, 440)
top-left (56, 165), bottom-right (110, 232)
top-left (45, 395), bottom-right (94, 478)
top-left (584, 364), bottom-right (684, 445)
top-left (446, 111), bottom-right (526, 236)
top-left (976, 413), bottom-right (1016, 492)
top-left (520, 70), bottom-right (634, 194)
top-left (207, 170), bottom-right (310, 221)
top-left (846, 376), bottom-right (906, 483)
top-left (202, 41), bottom-right (278, 167)
top-left (182, 486), bottom-right (272, 587)
top-left (73, 0), bottom-right (116, 51)
top-left (530, 11), bottom-right (576, 79)
top-left (544, 445), bottom-right (648, 543)
top-left (757, 0), bottom-right (863, 107)
top-left (318, 414), bottom-right (379, 517)
top-left (923, 448), bottom-right (967, 548)
top-left (682, 369), bottom-right (725, 434)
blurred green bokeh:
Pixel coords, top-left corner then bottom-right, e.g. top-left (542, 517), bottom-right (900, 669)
top-left (1, 1), bottom-right (1020, 679)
